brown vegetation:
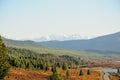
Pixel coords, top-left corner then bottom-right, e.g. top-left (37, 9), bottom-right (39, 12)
top-left (109, 73), bottom-right (120, 80)
top-left (88, 59), bottom-right (120, 68)
top-left (5, 67), bottom-right (51, 80)
top-left (5, 67), bottom-right (102, 80)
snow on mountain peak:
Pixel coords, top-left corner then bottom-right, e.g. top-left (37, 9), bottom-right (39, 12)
top-left (32, 34), bottom-right (87, 42)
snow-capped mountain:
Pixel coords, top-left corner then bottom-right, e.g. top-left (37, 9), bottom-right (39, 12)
top-left (32, 34), bottom-right (86, 42)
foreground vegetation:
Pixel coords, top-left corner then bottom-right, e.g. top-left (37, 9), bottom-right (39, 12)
top-left (0, 36), bottom-right (10, 79)
top-left (5, 67), bottom-right (102, 80)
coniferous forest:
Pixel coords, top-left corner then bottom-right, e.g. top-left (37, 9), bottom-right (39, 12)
top-left (7, 47), bottom-right (86, 70)
top-left (0, 36), bottom-right (10, 79)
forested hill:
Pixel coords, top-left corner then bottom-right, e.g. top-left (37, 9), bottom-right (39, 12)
top-left (2, 37), bottom-right (43, 48)
top-left (2, 36), bottom-right (103, 57)
top-left (41, 32), bottom-right (120, 52)
top-left (7, 47), bottom-right (85, 70)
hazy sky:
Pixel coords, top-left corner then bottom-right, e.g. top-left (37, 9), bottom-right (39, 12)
top-left (0, 0), bottom-right (120, 39)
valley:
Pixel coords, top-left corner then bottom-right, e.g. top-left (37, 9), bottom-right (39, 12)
top-left (0, 32), bottom-right (120, 80)
top-left (1, 0), bottom-right (120, 79)
top-left (0, 0), bottom-right (120, 80)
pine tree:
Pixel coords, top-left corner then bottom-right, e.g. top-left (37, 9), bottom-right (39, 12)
top-left (117, 69), bottom-right (120, 73)
top-left (0, 36), bottom-right (10, 79)
top-left (66, 70), bottom-right (70, 79)
top-left (87, 69), bottom-right (91, 75)
top-left (79, 69), bottom-right (83, 76)
top-left (50, 68), bottom-right (63, 80)
top-left (51, 66), bottom-right (57, 73)
top-left (62, 62), bottom-right (68, 71)
top-left (45, 64), bottom-right (49, 71)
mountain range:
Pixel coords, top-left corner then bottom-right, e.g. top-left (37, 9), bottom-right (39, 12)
top-left (1, 32), bottom-right (120, 56)
top-left (2, 36), bottom-right (101, 57)
top-left (41, 32), bottom-right (120, 52)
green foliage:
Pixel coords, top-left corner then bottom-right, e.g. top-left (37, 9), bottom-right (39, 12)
top-left (51, 66), bottom-right (57, 73)
top-left (79, 70), bottom-right (83, 76)
top-left (87, 69), bottom-right (91, 75)
top-left (62, 62), bottom-right (68, 71)
top-left (45, 64), bottom-right (49, 71)
top-left (7, 47), bottom-right (53, 70)
top-left (66, 70), bottom-right (70, 78)
top-left (7, 47), bottom-right (85, 70)
top-left (55, 63), bottom-right (61, 68)
top-left (50, 73), bottom-right (63, 80)
top-left (59, 55), bottom-right (81, 65)
top-left (0, 36), bottom-right (10, 79)
top-left (50, 68), bottom-right (63, 80)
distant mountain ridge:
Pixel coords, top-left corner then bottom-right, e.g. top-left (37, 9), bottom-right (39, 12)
top-left (2, 37), bottom-right (44, 49)
top-left (41, 32), bottom-right (120, 52)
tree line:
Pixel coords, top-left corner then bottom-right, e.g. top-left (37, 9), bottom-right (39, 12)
top-left (7, 47), bottom-right (86, 70)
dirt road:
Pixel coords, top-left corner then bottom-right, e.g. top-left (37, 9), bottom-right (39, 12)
top-left (103, 73), bottom-right (110, 80)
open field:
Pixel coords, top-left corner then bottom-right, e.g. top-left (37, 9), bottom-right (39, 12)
top-left (5, 67), bottom-right (103, 80)
top-left (5, 67), bottom-right (51, 80)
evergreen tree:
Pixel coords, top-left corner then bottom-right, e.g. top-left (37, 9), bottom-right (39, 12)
top-left (45, 64), bottom-right (49, 71)
top-left (87, 69), bottom-right (91, 75)
top-left (50, 68), bottom-right (63, 80)
top-left (66, 70), bottom-right (70, 79)
top-left (51, 66), bottom-right (57, 73)
top-left (0, 36), bottom-right (10, 79)
top-left (79, 69), bottom-right (83, 76)
top-left (62, 62), bottom-right (68, 70)
top-left (117, 69), bottom-right (120, 73)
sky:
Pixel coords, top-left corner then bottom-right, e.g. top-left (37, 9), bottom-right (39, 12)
top-left (0, 0), bottom-right (120, 40)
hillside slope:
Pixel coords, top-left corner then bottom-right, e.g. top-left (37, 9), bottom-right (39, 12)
top-left (2, 37), bottom-right (43, 48)
top-left (41, 32), bottom-right (120, 52)
top-left (1, 37), bottom-right (102, 57)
